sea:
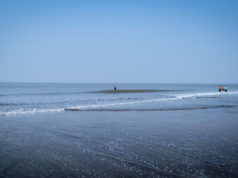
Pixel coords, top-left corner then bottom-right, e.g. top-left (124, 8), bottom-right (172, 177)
top-left (1, 83), bottom-right (238, 115)
top-left (0, 83), bottom-right (238, 177)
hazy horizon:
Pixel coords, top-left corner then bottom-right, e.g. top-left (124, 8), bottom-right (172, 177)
top-left (1, 81), bottom-right (238, 85)
top-left (1, 0), bottom-right (238, 83)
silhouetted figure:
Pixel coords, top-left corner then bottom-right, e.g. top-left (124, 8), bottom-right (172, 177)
top-left (114, 86), bottom-right (117, 91)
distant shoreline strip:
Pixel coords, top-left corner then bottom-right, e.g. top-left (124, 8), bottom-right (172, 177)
top-left (89, 89), bottom-right (185, 94)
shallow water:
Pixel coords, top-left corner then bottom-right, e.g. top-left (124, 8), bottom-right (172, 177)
top-left (0, 83), bottom-right (238, 116)
top-left (0, 83), bottom-right (238, 177)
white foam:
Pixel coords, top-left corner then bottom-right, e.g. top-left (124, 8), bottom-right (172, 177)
top-left (66, 97), bottom-right (177, 110)
top-left (0, 108), bottom-right (64, 117)
top-left (1, 91), bottom-right (238, 116)
top-left (66, 91), bottom-right (238, 110)
top-left (173, 91), bottom-right (238, 99)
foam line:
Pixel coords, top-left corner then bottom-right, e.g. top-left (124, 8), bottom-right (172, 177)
top-left (1, 91), bottom-right (238, 116)
top-left (0, 108), bottom-right (64, 116)
top-left (65, 91), bottom-right (238, 110)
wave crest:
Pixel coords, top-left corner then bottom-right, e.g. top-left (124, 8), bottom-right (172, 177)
top-left (1, 91), bottom-right (238, 116)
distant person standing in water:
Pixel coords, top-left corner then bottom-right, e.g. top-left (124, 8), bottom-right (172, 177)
top-left (114, 86), bottom-right (117, 91)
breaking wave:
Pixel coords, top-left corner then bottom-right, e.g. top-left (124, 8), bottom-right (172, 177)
top-left (1, 91), bottom-right (238, 116)
top-left (65, 91), bottom-right (238, 110)
top-left (172, 91), bottom-right (238, 99)
top-left (0, 108), bottom-right (64, 116)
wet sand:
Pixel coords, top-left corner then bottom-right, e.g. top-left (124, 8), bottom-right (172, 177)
top-left (0, 109), bottom-right (238, 177)
top-left (89, 89), bottom-right (183, 94)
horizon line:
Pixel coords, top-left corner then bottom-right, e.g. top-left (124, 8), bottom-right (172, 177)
top-left (0, 81), bottom-right (237, 85)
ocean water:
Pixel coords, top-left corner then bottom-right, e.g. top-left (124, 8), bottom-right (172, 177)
top-left (0, 83), bottom-right (238, 177)
top-left (1, 83), bottom-right (238, 116)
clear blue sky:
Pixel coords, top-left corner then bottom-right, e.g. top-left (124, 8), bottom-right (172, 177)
top-left (0, 0), bottom-right (238, 83)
